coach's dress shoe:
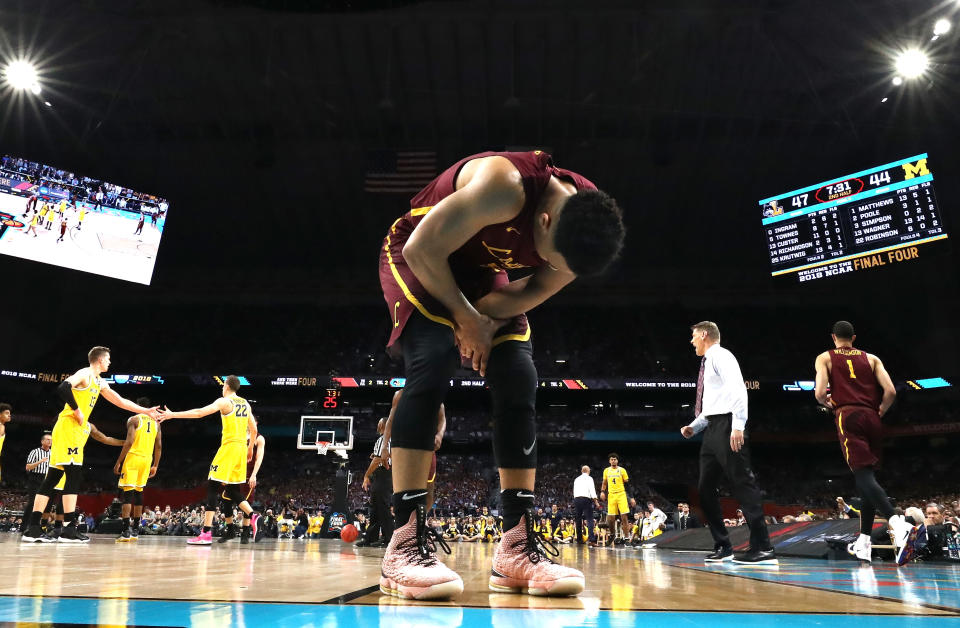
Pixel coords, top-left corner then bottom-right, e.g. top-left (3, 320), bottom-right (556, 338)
top-left (732, 548), bottom-right (778, 565)
top-left (704, 546), bottom-right (733, 562)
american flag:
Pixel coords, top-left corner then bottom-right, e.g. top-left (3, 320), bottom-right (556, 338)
top-left (364, 149), bottom-right (437, 194)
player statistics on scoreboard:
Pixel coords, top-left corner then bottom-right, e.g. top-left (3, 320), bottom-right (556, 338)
top-left (0, 153), bottom-right (168, 285)
top-left (759, 154), bottom-right (948, 283)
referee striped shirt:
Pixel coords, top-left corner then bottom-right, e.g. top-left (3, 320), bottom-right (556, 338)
top-left (26, 447), bottom-right (51, 477)
top-left (372, 435), bottom-right (389, 458)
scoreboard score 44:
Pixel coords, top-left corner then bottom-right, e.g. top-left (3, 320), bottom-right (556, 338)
top-left (761, 154), bottom-right (948, 282)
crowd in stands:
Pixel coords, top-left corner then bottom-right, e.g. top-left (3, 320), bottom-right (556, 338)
top-left (15, 299), bottom-right (934, 381)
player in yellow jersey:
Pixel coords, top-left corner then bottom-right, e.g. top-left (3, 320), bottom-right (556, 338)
top-left (113, 397), bottom-right (162, 543)
top-left (218, 432), bottom-right (265, 544)
top-left (22, 346), bottom-right (155, 544)
top-left (75, 206), bottom-right (87, 231)
top-left (159, 375), bottom-right (260, 546)
top-left (600, 453), bottom-right (634, 546)
top-left (0, 403), bottom-right (11, 483)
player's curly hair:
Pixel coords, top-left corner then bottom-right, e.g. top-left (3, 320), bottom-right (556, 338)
top-left (553, 190), bottom-right (625, 277)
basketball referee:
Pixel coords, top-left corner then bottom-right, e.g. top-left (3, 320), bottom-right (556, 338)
top-left (22, 433), bottom-right (57, 532)
top-left (681, 322), bottom-right (776, 565)
top-left (358, 418), bottom-right (393, 547)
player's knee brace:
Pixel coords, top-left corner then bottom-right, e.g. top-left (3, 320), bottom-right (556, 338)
top-left (242, 510), bottom-right (252, 520)
top-left (392, 314), bottom-right (459, 451)
top-left (62, 466), bottom-right (82, 493)
top-left (132, 491), bottom-right (143, 507)
top-left (122, 490), bottom-right (135, 505)
top-left (486, 340), bottom-right (538, 469)
top-left (220, 498), bottom-right (233, 514)
top-left (206, 480), bottom-right (223, 510)
top-left (224, 484), bottom-right (245, 503)
top-left (37, 467), bottom-right (65, 497)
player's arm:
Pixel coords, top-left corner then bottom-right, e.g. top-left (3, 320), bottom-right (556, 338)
top-left (402, 157), bottom-right (524, 375)
top-left (56, 369), bottom-right (90, 425)
top-left (246, 414), bottom-right (259, 461)
top-left (250, 435), bottom-right (265, 481)
top-left (381, 391), bottom-right (400, 469)
top-left (150, 425), bottom-right (162, 478)
top-left (159, 398), bottom-right (230, 421)
top-left (600, 470), bottom-right (607, 500)
top-left (814, 352), bottom-right (834, 408)
top-left (434, 402), bottom-right (447, 451)
top-left (113, 416), bottom-right (139, 474)
top-left (100, 383), bottom-right (159, 416)
top-left (869, 355), bottom-right (897, 417)
top-left (89, 423), bottom-right (124, 447)
top-left (474, 265), bottom-right (576, 321)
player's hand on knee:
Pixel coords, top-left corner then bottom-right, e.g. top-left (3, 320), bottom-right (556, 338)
top-left (455, 313), bottom-right (505, 376)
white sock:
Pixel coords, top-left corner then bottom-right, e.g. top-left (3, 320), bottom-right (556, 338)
top-left (859, 533), bottom-right (871, 544)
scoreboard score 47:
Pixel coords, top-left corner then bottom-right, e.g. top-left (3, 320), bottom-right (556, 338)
top-left (761, 154), bottom-right (948, 282)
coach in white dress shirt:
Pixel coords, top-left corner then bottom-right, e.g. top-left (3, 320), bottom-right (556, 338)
top-left (681, 321), bottom-right (776, 565)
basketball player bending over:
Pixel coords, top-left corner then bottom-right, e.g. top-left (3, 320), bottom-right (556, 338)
top-left (159, 375), bottom-right (260, 546)
top-left (378, 150), bottom-right (625, 599)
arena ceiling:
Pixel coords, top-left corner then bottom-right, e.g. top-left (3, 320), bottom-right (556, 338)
top-left (1, 0), bottom-right (958, 286)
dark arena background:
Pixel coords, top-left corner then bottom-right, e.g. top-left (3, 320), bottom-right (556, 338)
top-left (1, 1), bottom-right (959, 626)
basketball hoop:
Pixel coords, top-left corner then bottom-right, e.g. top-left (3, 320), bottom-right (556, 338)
top-left (316, 441), bottom-right (330, 456)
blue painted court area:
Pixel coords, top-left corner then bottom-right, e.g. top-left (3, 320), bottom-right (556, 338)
top-left (0, 597), bottom-right (958, 628)
top-left (656, 552), bottom-right (960, 611)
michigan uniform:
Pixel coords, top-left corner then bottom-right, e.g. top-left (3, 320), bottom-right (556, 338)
top-left (603, 466), bottom-right (630, 515)
top-left (118, 415), bottom-right (158, 491)
top-left (50, 376), bottom-right (101, 468)
top-left (209, 394), bottom-right (250, 484)
top-left (0, 431), bottom-right (5, 481)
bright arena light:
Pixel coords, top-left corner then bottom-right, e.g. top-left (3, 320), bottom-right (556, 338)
top-left (894, 49), bottom-right (929, 79)
top-left (892, 76), bottom-right (903, 86)
top-left (933, 19), bottom-right (951, 36)
top-left (3, 60), bottom-right (39, 90)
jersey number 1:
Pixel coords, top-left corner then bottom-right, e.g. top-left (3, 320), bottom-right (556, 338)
top-left (846, 360), bottom-right (857, 379)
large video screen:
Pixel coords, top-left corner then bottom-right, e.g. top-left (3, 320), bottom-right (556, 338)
top-left (760, 154), bottom-right (947, 283)
top-left (0, 154), bottom-right (168, 285)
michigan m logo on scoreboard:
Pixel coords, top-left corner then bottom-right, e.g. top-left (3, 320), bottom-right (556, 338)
top-left (902, 158), bottom-right (929, 179)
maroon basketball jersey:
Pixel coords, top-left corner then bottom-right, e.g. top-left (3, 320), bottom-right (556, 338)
top-left (404, 150), bottom-right (596, 273)
top-left (380, 151), bottom-right (596, 349)
top-left (828, 348), bottom-right (881, 409)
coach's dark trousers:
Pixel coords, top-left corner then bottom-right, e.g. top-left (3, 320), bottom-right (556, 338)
top-left (698, 413), bottom-right (771, 551)
top-left (365, 466), bottom-right (394, 544)
top-left (573, 497), bottom-right (596, 543)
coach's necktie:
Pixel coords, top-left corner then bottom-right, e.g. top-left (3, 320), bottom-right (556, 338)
top-left (694, 357), bottom-right (706, 417)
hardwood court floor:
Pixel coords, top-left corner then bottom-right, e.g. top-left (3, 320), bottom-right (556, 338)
top-left (1, 534), bottom-right (958, 626)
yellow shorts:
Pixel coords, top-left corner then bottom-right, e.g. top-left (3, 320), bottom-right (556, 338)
top-left (50, 423), bottom-right (86, 467)
top-left (119, 454), bottom-right (150, 490)
top-left (209, 442), bottom-right (246, 484)
top-left (607, 493), bottom-right (630, 516)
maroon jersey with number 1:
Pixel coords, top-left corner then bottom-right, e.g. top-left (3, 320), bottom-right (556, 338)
top-left (828, 347), bottom-right (883, 470)
top-left (379, 150), bottom-right (596, 351)
top-left (828, 348), bottom-right (881, 409)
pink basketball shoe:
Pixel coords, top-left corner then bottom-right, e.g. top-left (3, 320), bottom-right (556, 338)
top-left (380, 505), bottom-right (464, 600)
top-left (489, 511), bottom-right (585, 596)
top-left (187, 530), bottom-right (212, 545)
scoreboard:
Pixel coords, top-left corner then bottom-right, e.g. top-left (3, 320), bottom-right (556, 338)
top-left (761, 154), bottom-right (948, 282)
